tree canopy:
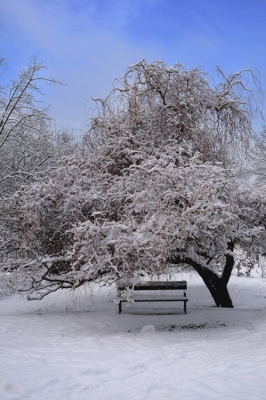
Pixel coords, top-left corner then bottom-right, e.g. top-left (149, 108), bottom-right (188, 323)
top-left (1, 60), bottom-right (265, 306)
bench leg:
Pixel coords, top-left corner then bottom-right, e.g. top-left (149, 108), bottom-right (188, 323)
top-left (184, 301), bottom-right (186, 314)
top-left (119, 301), bottom-right (122, 314)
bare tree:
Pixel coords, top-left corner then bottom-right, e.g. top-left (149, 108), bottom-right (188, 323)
top-left (0, 58), bottom-right (65, 197)
top-left (0, 59), bottom-right (78, 261)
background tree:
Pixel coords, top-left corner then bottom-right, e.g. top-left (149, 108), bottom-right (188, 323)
top-left (0, 59), bottom-right (77, 259)
top-left (251, 127), bottom-right (266, 186)
top-left (0, 58), bottom-right (77, 197)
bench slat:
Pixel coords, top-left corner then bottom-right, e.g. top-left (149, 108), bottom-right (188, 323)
top-left (121, 295), bottom-right (188, 302)
top-left (128, 281), bottom-right (187, 290)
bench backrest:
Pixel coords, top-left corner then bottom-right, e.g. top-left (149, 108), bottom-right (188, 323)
top-left (128, 281), bottom-right (187, 290)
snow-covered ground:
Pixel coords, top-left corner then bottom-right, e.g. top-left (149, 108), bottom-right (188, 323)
top-left (1, 272), bottom-right (266, 400)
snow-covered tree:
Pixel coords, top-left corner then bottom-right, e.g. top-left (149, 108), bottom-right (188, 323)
top-left (0, 58), bottom-right (77, 198)
top-left (251, 128), bottom-right (266, 186)
top-left (85, 60), bottom-right (261, 167)
top-left (0, 59), bottom-right (78, 259)
top-left (1, 61), bottom-right (264, 307)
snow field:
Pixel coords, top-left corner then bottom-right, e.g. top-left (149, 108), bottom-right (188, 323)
top-left (1, 273), bottom-right (266, 400)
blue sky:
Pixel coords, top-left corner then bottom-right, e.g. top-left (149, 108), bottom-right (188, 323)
top-left (0, 0), bottom-right (266, 134)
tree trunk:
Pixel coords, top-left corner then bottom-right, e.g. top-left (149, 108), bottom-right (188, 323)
top-left (170, 242), bottom-right (235, 308)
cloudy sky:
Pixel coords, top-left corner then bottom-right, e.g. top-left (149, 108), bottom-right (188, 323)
top-left (0, 0), bottom-right (265, 134)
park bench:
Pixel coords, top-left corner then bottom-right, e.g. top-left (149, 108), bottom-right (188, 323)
top-left (117, 280), bottom-right (188, 314)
